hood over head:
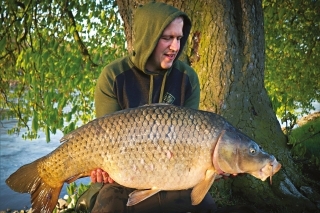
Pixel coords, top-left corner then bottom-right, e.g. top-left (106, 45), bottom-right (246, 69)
top-left (131, 2), bottom-right (192, 73)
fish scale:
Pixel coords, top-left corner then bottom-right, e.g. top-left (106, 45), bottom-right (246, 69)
top-left (6, 104), bottom-right (281, 213)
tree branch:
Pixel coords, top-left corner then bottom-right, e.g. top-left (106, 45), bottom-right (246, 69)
top-left (63, 0), bottom-right (98, 67)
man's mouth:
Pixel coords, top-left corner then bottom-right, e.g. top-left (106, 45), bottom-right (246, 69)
top-left (164, 53), bottom-right (176, 60)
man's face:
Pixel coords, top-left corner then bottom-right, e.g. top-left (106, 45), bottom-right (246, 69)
top-left (145, 17), bottom-right (184, 72)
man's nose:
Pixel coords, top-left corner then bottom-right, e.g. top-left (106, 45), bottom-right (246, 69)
top-left (170, 38), bottom-right (180, 51)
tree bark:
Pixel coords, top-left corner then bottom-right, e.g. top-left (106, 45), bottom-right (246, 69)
top-left (116, 0), bottom-right (318, 212)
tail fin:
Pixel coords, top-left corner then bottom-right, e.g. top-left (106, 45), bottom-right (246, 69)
top-left (6, 158), bottom-right (62, 213)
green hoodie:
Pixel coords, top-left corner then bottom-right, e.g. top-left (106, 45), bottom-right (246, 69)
top-left (94, 2), bottom-right (200, 117)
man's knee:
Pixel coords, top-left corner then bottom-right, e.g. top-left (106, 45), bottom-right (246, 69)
top-left (91, 183), bottom-right (133, 212)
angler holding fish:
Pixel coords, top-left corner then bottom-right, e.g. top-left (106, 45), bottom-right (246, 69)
top-left (6, 2), bottom-right (282, 213)
top-left (87, 2), bottom-right (215, 212)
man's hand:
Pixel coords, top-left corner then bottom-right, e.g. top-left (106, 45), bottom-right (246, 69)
top-left (90, 168), bottom-right (114, 184)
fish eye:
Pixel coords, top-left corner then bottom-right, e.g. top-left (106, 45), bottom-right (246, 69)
top-left (249, 144), bottom-right (259, 155)
top-left (249, 147), bottom-right (256, 154)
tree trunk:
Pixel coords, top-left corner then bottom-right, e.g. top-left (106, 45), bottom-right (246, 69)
top-left (116, 0), bottom-right (318, 212)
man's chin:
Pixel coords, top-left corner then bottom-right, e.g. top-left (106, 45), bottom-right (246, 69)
top-left (161, 62), bottom-right (174, 70)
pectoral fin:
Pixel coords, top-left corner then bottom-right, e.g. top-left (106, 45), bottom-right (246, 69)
top-left (127, 188), bottom-right (161, 206)
top-left (191, 169), bottom-right (217, 205)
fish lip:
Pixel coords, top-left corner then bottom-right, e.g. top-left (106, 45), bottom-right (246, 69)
top-left (253, 158), bottom-right (282, 182)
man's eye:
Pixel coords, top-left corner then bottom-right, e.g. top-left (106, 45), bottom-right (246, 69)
top-left (161, 36), bottom-right (183, 41)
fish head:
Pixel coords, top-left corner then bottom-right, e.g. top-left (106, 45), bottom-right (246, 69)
top-left (212, 125), bottom-right (281, 182)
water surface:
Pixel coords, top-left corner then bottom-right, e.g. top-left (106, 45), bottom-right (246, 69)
top-left (0, 118), bottom-right (90, 211)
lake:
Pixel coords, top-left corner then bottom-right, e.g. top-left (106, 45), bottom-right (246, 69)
top-left (0, 118), bottom-right (90, 211)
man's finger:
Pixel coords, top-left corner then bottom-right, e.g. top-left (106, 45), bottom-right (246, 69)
top-left (96, 169), bottom-right (103, 183)
top-left (108, 177), bottom-right (114, 183)
top-left (90, 170), bottom-right (97, 183)
top-left (102, 171), bottom-right (109, 183)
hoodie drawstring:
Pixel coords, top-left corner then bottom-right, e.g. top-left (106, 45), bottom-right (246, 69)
top-left (148, 71), bottom-right (168, 104)
top-left (148, 75), bottom-right (154, 104)
top-left (159, 71), bottom-right (168, 103)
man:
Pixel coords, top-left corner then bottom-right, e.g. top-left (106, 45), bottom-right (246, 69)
top-left (77, 2), bottom-right (216, 212)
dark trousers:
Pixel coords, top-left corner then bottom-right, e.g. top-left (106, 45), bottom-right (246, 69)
top-left (91, 183), bottom-right (217, 213)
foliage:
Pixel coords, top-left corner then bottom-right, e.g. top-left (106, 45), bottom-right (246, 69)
top-left (263, 0), bottom-right (320, 124)
top-left (288, 116), bottom-right (320, 167)
top-left (0, 0), bottom-right (126, 141)
top-left (66, 182), bottom-right (91, 208)
top-left (1, 0), bottom-right (319, 141)
top-left (53, 182), bottom-right (90, 213)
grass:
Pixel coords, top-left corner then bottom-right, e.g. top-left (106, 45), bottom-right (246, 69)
top-left (288, 116), bottom-right (320, 166)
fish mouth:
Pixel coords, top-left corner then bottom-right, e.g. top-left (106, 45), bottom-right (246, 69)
top-left (251, 158), bottom-right (282, 183)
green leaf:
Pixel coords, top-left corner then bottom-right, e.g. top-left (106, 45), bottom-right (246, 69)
top-left (101, 10), bottom-right (106, 20)
top-left (0, 37), bottom-right (7, 52)
top-left (45, 125), bottom-right (50, 142)
top-left (66, 112), bottom-right (72, 122)
top-left (32, 111), bottom-right (39, 133)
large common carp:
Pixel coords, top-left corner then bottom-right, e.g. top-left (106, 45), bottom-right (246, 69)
top-left (6, 104), bottom-right (281, 213)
